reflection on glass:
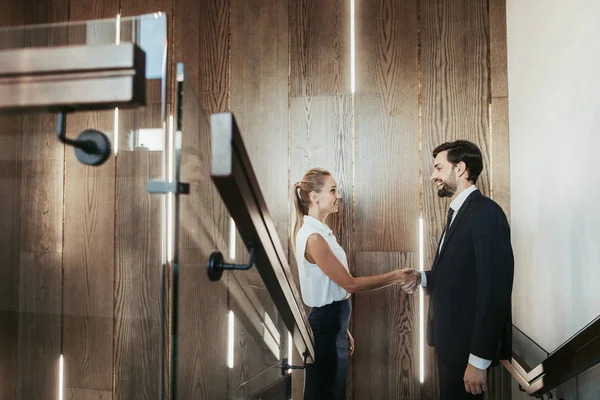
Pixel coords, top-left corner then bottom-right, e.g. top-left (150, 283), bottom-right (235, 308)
top-left (0, 12), bottom-right (169, 400)
top-left (263, 311), bottom-right (281, 359)
top-left (288, 332), bottom-right (293, 360)
top-left (58, 354), bottom-right (64, 400)
top-left (139, 13), bottom-right (167, 79)
top-left (129, 128), bottom-right (166, 151)
top-left (175, 63), bottom-right (288, 399)
top-left (513, 324), bottom-right (550, 370)
top-left (229, 218), bottom-right (237, 260)
top-left (217, 362), bottom-right (288, 400)
top-left (229, 310), bottom-right (235, 369)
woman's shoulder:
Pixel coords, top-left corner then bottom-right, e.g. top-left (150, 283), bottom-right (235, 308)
top-left (296, 224), bottom-right (327, 248)
top-left (298, 220), bottom-right (322, 236)
top-left (295, 224), bottom-right (310, 244)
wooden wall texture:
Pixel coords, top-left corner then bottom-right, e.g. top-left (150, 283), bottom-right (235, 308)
top-left (0, 2), bottom-right (67, 400)
top-left (0, 0), bottom-right (511, 398)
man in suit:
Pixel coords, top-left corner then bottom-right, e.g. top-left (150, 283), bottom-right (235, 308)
top-left (403, 140), bottom-right (514, 399)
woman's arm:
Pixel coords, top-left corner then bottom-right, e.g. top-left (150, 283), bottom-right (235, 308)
top-left (347, 329), bottom-right (354, 356)
top-left (305, 234), bottom-right (412, 293)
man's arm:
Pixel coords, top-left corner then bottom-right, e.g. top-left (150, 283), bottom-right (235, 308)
top-left (399, 269), bottom-right (433, 294)
top-left (464, 202), bottom-right (513, 394)
top-left (423, 270), bottom-right (433, 293)
top-left (469, 203), bottom-right (514, 360)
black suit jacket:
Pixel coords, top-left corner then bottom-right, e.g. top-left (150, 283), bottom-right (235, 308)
top-left (425, 189), bottom-right (514, 366)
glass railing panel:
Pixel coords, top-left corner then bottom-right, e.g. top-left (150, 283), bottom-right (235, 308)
top-left (512, 324), bottom-right (550, 373)
top-left (175, 64), bottom-right (289, 399)
top-left (0, 13), bottom-right (169, 400)
top-left (218, 364), bottom-right (291, 400)
top-left (113, 13), bottom-right (168, 400)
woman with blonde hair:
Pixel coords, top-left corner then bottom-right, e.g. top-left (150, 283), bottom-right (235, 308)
top-left (292, 167), bottom-right (416, 400)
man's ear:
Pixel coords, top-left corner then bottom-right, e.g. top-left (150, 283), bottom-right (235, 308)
top-left (457, 161), bottom-right (468, 178)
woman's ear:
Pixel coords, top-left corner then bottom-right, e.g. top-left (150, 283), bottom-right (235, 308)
top-left (310, 191), bottom-right (319, 204)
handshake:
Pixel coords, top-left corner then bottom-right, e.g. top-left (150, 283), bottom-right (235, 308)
top-left (398, 268), bottom-right (421, 294)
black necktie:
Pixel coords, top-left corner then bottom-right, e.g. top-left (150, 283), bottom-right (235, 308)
top-left (436, 207), bottom-right (455, 257)
top-left (445, 207), bottom-right (455, 233)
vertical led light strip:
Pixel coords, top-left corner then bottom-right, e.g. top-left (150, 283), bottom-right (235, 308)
top-left (489, 103), bottom-right (493, 199)
top-left (227, 311), bottom-right (235, 368)
top-left (287, 332), bottom-right (293, 376)
top-left (115, 13), bottom-right (121, 45)
top-left (58, 355), bottom-right (64, 400)
top-left (160, 124), bottom-right (167, 266)
top-left (416, 0), bottom-right (425, 384)
top-left (113, 108), bottom-right (119, 155)
top-left (350, 0), bottom-right (356, 93)
top-left (166, 115), bottom-right (175, 263)
top-left (167, 116), bottom-right (175, 183)
top-left (114, 14), bottom-right (121, 155)
top-left (419, 216), bottom-right (425, 383)
top-left (228, 218), bottom-right (236, 260)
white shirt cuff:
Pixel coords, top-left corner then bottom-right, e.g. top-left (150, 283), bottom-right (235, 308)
top-left (420, 271), bottom-right (427, 288)
top-left (469, 354), bottom-right (492, 370)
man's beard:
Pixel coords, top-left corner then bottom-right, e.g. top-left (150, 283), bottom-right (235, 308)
top-left (437, 169), bottom-right (457, 198)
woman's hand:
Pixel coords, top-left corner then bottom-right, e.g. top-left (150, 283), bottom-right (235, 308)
top-left (347, 329), bottom-right (354, 356)
top-left (399, 268), bottom-right (421, 294)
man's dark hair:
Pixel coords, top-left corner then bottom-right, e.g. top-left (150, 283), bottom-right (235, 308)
top-left (432, 140), bottom-right (483, 184)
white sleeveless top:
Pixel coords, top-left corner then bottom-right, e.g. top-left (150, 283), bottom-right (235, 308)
top-left (295, 216), bottom-right (351, 307)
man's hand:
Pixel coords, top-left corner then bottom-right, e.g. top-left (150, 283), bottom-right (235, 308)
top-left (347, 329), bottom-right (354, 356)
top-left (400, 268), bottom-right (421, 294)
top-left (464, 363), bottom-right (487, 395)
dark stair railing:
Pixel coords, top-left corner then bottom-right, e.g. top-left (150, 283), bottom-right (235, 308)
top-left (208, 112), bottom-right (315, 365)
top-left (503, 316), bottom-right (600, 397)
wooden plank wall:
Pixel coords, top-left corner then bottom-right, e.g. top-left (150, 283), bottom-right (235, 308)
top-left (490, 0), bottom-right (511, 219)
top-left (228, 312), bottom-right (281, 397)
top-left (62, 1), bottom-right (118, 399)
top-left (0, 1), bottom-right (68, 399)
top-left (18, 108), bottom-right (65, 400)
top-left (353, 253), bottom-right (420, 399)
top-left (229, 1), bottom-right (291, 395)
top-left (63, 105), bottom-right (115, 400)
top-left (352, 0), bottom-right (421, 399)
top-left (173, 0), bottom-right (230, 398)
top-left (354, 0), bottom-right (420, 252)
top-left (230, 0), bottom-right (289, 257)
top-left (290, 0), bottom-right (351, 98)
top-left (117, 2), bottom-right (173, 400)
top-left (289, 0), bottom-right (352, 396)
top-left (0, 4), bottom-right (26, 399)
top-left (114, 138), bottom-right (163, 400)
top-left (175, 73), bottom-right (229, 399)
top-left (29, 6), bottom-right (67, 398)
top-left (486, 0), bottom-right (512, 398)
top-left (0, 0), bottom-right (512, 398)
top-left (195, 0), bottom-right (229, 115)
top-left (0, 122), bottom-right (21, 400)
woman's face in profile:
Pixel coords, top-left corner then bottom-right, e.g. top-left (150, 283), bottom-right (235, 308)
top-left (315, 175), bottom-right (342, 214)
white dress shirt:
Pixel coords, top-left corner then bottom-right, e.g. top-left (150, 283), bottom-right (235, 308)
top-left (420, 185), bottom-right (491, 370)
top-left (295, 216), bottom-right (351, 307)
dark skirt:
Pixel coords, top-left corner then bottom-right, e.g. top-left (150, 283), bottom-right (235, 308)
top-left (304, 298), bottom-right (352, 400)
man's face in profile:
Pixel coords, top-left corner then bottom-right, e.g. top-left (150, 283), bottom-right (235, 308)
top-left (431, 151), bottom-right (457, 198)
